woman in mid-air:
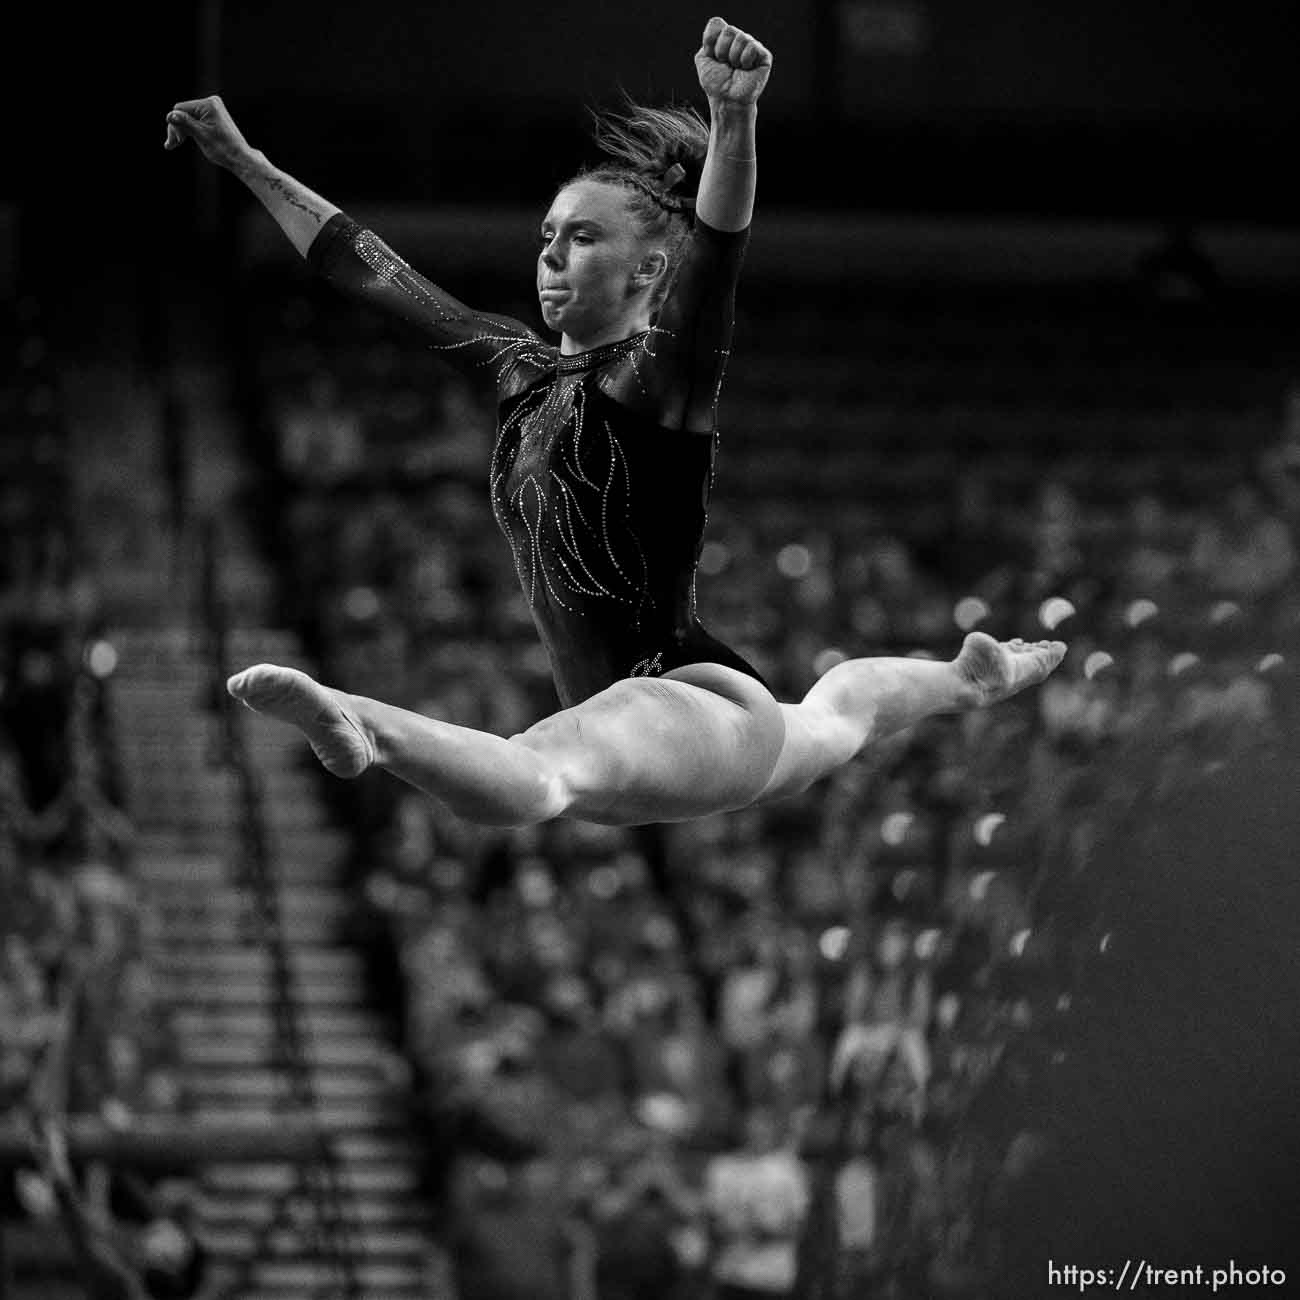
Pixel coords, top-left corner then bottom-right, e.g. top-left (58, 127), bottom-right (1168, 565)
top-left (164, 17), bottom-right (1064, 829)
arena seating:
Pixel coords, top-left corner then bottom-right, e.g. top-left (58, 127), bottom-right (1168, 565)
top-left (7, 257), bottom-right (1298, 1295)
top-left (230, 258), bottom-right (1300, 1295)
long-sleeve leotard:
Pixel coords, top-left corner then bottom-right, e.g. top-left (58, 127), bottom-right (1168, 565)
top-left (306, 211), bottom-right (762, 707)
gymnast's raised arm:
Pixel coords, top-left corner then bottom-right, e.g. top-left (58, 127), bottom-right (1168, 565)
top-left (164, 96), bottom-right (338, 257)
top-left (164, 96), bottom-right (547, 393)
top-left (693, 16), bottom-right (771, 232)
top-left (618, 18), bottom-right (772, 432)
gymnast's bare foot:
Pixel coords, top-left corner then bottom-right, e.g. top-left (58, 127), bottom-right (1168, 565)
top-left (953, 631), bottom-right (1067, 708)
top-left (227, 664), bottom-right (374, 778)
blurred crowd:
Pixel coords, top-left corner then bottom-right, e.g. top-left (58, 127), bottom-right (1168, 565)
top-left (2, 302), bottom-right (185, 1132)
top-left (5, 273), bottom-right (1298, 1295)
top-left (246, 275), bottom-right (1300, 1298)
top-left (1, 313), bottom-right (202, 1297)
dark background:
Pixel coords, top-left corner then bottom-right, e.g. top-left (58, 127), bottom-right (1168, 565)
top-left (6, 5), bottom-right (1300, 1289)
top-left (1002, 746), bottom-right (1300, 1287)
top-left (9, 0), bottom-right (1300, 249)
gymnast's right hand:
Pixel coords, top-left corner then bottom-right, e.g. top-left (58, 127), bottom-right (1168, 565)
top-left (163, 95), bottom-right (251, 168)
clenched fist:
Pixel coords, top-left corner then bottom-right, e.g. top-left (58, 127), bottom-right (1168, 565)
top-left (695, 16), bottom-right (772, 106)
top-left (163, 95), bottom-right (253, 170)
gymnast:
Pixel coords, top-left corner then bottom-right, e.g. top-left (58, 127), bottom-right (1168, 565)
top-left (164, 16), bottom-right (1065, 829)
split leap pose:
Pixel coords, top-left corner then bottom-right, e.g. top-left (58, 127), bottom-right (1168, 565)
top-left (165, 17), bottom-right (1064, 828)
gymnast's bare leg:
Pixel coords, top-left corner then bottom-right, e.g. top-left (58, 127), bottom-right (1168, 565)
top-left (228, 660), bottom-right (787, 828)
top-left (754, 631), bottom-right (1066, 804)
top-left (226, 632), bottom-right (1063, 828)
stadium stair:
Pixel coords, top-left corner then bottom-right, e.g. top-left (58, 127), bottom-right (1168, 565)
top-left (108, 626), bottom-right (441, 1300)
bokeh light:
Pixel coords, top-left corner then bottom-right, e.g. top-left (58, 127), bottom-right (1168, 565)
top-left (819, 926), bottom-right (850, 961)
top-left (587, 865), bottom-right (621, 899)
top-left (698, 540), bottom-right (730, 575)
top-left (892, 868), bottom-right (919, 899)
top-left (1124, 598), bottom-right (1159, 628)
top-left (812, 647), bottom-right (848, 676)
top-left (343, 585), bottom-right (381, 620)
top-left (85, 640), bottom-right (118, 678)
top-left (881, 812), bottom-right (914, 845)
top-left (914, 928), bottom-right (941, 960)
top-left (1083, 650), bottom-right (1114, 680)
top-left (518, 865), bottom-right (556, 908)
top-left (776, 543), bottom-right (812, 578)
top-left (954, 596), bottom-right (992, 631)
top-left (1038, 596), bottom-right (1076, 630)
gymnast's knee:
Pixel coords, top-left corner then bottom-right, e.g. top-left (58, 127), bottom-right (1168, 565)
top-left (477, 734), bottom-right (573, 826)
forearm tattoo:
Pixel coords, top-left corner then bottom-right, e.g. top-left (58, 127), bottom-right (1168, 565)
top-left (263, 174), bottom-right (323, 223)
top-left (234, 156), bottom-right (324, 223)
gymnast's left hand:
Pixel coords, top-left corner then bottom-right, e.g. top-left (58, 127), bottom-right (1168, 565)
top-left (163, 95), bottom-right (253, 171)
top-left (695, 16), bottom-right (773, 106)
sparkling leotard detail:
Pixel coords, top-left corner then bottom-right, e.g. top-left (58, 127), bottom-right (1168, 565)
top-left (307, 212), bottom-right (763, 707)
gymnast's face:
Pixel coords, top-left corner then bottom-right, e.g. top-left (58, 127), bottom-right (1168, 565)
top-left (538, 181), bottom-right (663, 347)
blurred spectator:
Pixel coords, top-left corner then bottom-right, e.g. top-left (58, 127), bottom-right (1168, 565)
top-left (831, 1112), bottom-right (889, 1298)
top-left (1189, 479), bottom-right (1294, 600)
top-left (589, 1139), bottom-right (703, 1300)
top-left (536, 972), bottom-right (625, 1112)
top-left (21, 1116), bottom-right (210, 1300)
top-left (703, 1108), bottom-right (809, 1300)
top-left (1026, 479), bottom-right (1087, 598)
top-left (448, 1156), bottom-right (574, 1300)
top-left (23, 1115), bottom-right (149, 1300)
top-left (1257, 386), bottom-right (1300, 522)
top-left (1170, 659), bottom-right (1276, 757)
top-left (274, 372), bottom-right (364, 484)
top-left (1117, 493), bottom-right (1184, 597)
top-left (917, 471), bottom-right (1014, 593)
top-left (136, 1180), bottom-right (210, 1300)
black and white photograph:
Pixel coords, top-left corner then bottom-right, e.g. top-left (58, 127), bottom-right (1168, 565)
top-left (2, 3), bottom-right (1298, 1297)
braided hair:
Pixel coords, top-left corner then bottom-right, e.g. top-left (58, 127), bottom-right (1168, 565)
top-left (561, 98), bottom-right (708, 310)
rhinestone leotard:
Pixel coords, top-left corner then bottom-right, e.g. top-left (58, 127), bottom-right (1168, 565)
top-left (307, 213), bottom-right (764, 708)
